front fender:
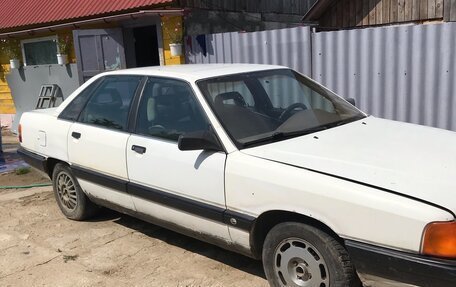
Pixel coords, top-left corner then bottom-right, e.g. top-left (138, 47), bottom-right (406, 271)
top-left (225, 151), bottom-right (453, 253)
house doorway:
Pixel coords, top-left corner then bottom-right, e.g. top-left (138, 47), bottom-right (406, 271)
top-left (133, 25), bottom-right (160, 67)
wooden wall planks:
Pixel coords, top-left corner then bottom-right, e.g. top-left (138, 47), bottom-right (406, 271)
top-left (180, 0), bottom-right (318, 16)
top-left (319, 0), bottom-right (451, 28)
top-left (182, 0), bottom-right (456, 26)
top-left (448, 0), bottom-right (456, 21)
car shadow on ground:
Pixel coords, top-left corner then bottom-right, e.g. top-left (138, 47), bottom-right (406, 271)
top-left (90, 208), bottom-right (266, 280)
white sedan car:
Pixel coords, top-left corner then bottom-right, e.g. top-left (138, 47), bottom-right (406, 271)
top-left (18, 64), bottom-right (455, 287)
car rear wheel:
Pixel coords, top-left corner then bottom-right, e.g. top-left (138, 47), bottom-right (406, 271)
top-left (262, 222), bottom-right (360, 287)
top-left (52, 163), bottom-right (98, 220)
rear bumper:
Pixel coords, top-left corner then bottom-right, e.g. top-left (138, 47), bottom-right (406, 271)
top-left (346, 240), bottom-right (456, 287)
top-left (17, 147), bottom-right (48, 174)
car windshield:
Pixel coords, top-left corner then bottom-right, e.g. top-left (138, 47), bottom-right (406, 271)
top-left (197, 69), bottom-right (366, 148)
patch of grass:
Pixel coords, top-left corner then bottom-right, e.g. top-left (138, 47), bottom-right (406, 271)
top-left (63, 254), bottom-right (78, 263)
top-left (15, 167), bottom-right (31, 175)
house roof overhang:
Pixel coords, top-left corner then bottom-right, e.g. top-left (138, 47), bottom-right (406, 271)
top-left (0, 0), bottom-right (176, 36)
top-left (0, 9), bottom-right (185, 38)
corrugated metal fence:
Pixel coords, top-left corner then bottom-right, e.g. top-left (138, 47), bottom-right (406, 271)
top-left (185, 27), bottom-right (312, 76)
top-left (185, 23), bottom-right (456, 131)
top-left (313, 23), bottom-right (456, 132)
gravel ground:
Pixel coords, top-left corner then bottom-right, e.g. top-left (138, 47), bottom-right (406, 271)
top-left (0, 181), bottom-right (268, 287)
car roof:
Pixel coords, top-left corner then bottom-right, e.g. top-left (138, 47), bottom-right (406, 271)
top-left (102, 64), bottom-right (287, 81)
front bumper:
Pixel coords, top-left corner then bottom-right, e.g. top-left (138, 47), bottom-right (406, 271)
top-left (346, 240), bottom-right (456, 287)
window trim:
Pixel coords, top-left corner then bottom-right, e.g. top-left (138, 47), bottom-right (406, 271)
top-left (21, 35), bottom-right (60, 66)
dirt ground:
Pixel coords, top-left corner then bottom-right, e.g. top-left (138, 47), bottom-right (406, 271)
top-left (0, 130), bottom-right (375, 287)
top-left (0, 172), bottom-right (269, 287)
top-left (1, 129), bottom-right (268, 286)
top-left (0, 168), bottom-right (50, 186)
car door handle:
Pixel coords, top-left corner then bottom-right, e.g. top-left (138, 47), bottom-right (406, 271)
top-left (131, 145), bottom-right (146, 154)
top-left (71, 132), bottom-right (81, 139)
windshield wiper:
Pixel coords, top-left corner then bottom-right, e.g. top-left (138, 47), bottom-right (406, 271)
top-left (242, 132), bottom-right (288, 148)
top-left (242, 115), bottom-right (365, 148)
top-left (243, 125), bottom-right (329, 148)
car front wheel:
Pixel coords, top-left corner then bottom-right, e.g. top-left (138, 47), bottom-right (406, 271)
top-left (262, 222), bottom-right (360, 287)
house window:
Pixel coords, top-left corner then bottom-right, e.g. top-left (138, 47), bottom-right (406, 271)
top-left (21, 36), bottom-right (58, 66)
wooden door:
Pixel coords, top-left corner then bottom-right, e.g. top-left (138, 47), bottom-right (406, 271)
top-left (73, 29), bottom-right (127, 84)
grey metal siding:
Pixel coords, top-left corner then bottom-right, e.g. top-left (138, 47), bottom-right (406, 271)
top-left (6, 64), bottom-right (80, 132)
top-left (312, 23), bottom-right (456, 131)
top-left (185, 26), bottom-right (313, 76)
top-left (186, 23), bottom-right (456, 132)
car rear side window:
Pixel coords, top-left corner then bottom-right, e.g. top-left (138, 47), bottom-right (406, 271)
top-left (58, 78), bottom-right (102, 121)
top-left (135, 77), bottom-right (209, 141)
top-left (78, 76), bottom-right (142, 131)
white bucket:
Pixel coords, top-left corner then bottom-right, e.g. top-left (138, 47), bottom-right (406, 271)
top-left (57, 54), bottom-right (68, 65)
top-left (169, 43), bottom-right (183, 57)
top-left (9, 59), bottom-right (20, 69)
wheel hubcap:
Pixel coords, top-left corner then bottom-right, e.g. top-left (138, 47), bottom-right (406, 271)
top-left (273, 238), bottom-right (329, 286)
top-left (56, 172), bottom-right (77, 210)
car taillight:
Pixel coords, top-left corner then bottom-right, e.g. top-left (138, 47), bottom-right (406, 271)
top-left (18, 124), bottom-right (22, 143)
top-left (421, 221), bottom-right (456, 259)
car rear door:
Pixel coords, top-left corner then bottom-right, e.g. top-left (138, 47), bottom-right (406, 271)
top-left (67, 75), bottom-right (143, 210)
top-left (126, 77), bottom-right (230, 241)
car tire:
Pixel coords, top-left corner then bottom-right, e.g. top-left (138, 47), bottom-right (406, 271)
top-left (52, 163), bottom-right (98, 220)
top-left (262, 222), bottom-right (360, 287)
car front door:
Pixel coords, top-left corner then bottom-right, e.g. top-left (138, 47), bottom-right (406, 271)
top-left (126, 77), bottom-right (230, 241)
top-left (67, 75), bottom-right (143, 210)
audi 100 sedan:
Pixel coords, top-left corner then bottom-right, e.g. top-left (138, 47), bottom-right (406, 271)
top-left (19, 64), bottom-right (455, 287)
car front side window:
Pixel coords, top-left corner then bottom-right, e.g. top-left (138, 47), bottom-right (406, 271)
top-left (135, 77), bottom-right (209, 141)
top-left (78, 76), bottom-right (142, 131)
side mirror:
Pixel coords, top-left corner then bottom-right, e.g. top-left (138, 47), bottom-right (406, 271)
top-left (346, 97), bottom-right (356, 107)
top-left (178, 130), bottom-right (224, 152)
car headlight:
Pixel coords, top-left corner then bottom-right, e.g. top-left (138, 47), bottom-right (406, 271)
top-left (421, 221), bottom-right (456, 259)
